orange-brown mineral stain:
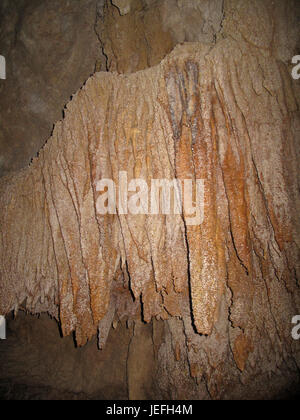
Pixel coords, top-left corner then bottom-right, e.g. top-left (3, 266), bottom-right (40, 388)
top-left (175, 342), bottom-right (181, 361)
top-left (233, 333), bottom-right (253, 372)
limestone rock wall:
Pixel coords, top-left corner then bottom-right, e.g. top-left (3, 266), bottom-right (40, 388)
top-left (0, 0), bottom-right (299, 400)
top-left (1, 40), bottom-right (300, 398)
top-left (0, 0), bottom-right (106, 178)
top-left (97, 0), bottom-right (224, 73)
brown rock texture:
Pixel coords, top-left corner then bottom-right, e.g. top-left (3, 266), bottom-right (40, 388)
top-left (0, 312), bottom-right (131, 400)
top-left (0, 0), bottom-right (300, 400)
top-left (96, 0), bottom-right (224, 73)
top-left (0, 0), bottom-right (106, 178)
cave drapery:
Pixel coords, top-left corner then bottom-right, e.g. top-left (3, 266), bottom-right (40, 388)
top-left (0, 0), bottom-right (300, 400)
top-left (1, 37), bottom-right (299, 368)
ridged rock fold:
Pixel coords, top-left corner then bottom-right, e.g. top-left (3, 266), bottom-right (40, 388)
top-left (0, 38), bottom-right (299, 387)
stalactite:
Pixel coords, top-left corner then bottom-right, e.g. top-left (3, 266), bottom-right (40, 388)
top-left (0, 36), bottom-right (299, 397)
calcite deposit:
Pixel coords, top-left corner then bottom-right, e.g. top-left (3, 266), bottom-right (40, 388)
top-left (0, 0), bottom-right (299, 400)
top-left (1, 35), bottom-right (299, 349)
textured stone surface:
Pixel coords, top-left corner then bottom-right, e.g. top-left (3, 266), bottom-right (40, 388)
top-left (0, 0), bottom-right (300, 401)
top-left (0, 312), bottom-right (131, 400)
top-left (1, 34), bottom-right (300, 397)
top-left (96, 0), bottom-right (224, 73)
top-left (112, 0), bottom-right (133, 15)
top-left (1, 0), bottom-right (299, 179)
top-left (0, 0), bottom-right (105, 178)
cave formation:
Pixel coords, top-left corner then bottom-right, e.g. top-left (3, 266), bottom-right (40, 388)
top-left (0, 0), bottom-right (300, 400)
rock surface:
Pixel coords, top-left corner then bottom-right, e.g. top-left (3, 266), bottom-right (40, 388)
top-left (96, 0), bottom-right (224, 73)
top-left (0, 0), bottom-right (300, 400)
top-left (0, 0), bottom-right (106, 178)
